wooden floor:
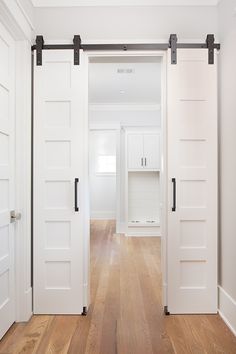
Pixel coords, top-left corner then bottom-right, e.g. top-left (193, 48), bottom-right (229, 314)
top-left (0, 220), bottom-right (235, 354)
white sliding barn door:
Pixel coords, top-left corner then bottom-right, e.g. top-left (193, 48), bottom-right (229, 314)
top-left (34, 50), bottom-right (87, 314)
top-left (0, 23), bottom-right (15, 338)
top-left (167, 49), bottom-right (217, 313)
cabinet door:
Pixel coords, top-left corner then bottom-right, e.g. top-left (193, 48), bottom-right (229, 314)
top-left (143, 134), bottom-right (160, 169)
top-left (127, 134), bottom-right (143, 169)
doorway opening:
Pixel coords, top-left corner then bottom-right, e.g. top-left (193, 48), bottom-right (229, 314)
top-left (87, 53), bottom-right (166, 305)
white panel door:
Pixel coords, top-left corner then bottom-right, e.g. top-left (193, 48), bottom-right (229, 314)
top-left (34, 50), bottom-right (86, 314)
top-left (127, 134), bottom-right (143, 169)
top-left (0, 23), bottom-right (15, 338)
top-left (143, 134), bottom-right (160, 169)
top-left (167, 49), bottom-right (217, 313)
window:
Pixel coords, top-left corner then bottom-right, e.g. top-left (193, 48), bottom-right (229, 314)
top-left (96, 155), bottom-right (116, 175)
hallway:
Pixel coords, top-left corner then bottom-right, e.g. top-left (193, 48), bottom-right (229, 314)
top-left (0, 221), bottom-right (235, 353)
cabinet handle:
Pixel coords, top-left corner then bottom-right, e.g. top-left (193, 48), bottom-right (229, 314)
top-left (141, 158), bottom-right (143, 166)
top-left (145, 158), bottom-right (147, 166)
top-left (172, 178), bottom-right (176, 212)
top-left (74, 178), bottom-right (79, 212)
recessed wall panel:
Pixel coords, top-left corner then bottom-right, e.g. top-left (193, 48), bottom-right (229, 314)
top-left (44, 101), bottom-right (71, 127)
top-left (0, 132), bottom-right (9, 166)
top-left (44, 62), bottom-right (71, 91)
top-left (45, 261), bottom-right (71, 289)
top-left (0, 85), bottom-right (9, 127)
top-left (178, 101), bottom-right (207, 139)
top-left (180, 261), bottom-right (206, 288)
top-left (128, 171), bottom-right (160, 222)
top-left (45, 181), bottom-right (71, 209)
top-left (179, 61), bottom-right (207, 99)
top-left (0, 270), bottom-right (9, 308)
top-left (46, 141), bottom-right (71, 169)
top-left (180, 140), bottom-right (206, 168)
top-left (0, 180), bottom-right (9, 210)
top-left (46, 221), bottom-right (71, 249)
top-left (0, 226), bottom-right (9, 259)
top-left (0, 36), bottom-right (9, 81)
top-left (180, 180), bottom-right (206, 208)
top-left (180, 220), bottom-right (206, 248)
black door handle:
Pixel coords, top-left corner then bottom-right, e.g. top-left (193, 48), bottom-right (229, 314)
top-left (172, 178), bottom-right (176, 212)
top-left (74, 178), bottom-right (79, 212)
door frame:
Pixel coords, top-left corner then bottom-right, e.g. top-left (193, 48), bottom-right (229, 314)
top-left (84, 50), bottom-right (168, 308)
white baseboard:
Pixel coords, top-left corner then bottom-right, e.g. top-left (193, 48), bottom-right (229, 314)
top-left (90, 211), bottom-right (116, 219)
top-left (125, 225), bottom-right (161, 237)
top-left (125, 231), bottom-right (161, 237)
top-left (116, 222), bottom-right (126, 234)
top-left (218, 286), bottom-right (236, 336)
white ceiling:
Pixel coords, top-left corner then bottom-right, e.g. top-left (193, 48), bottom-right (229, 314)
top-left (31, 0), bottom-right (220, 7)
top-left (89, 57), bottom-right (161, 105)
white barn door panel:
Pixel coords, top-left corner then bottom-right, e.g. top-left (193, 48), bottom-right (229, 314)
top-left (167, 49), bottom-right (217, 313)
top-left (34, 50), bottom-right (86, 314)
top-left (0, 23), bottom-right (15, 339)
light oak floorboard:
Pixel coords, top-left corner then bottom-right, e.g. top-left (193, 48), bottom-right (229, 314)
top-left (0, 220), bottom-right (236, 353)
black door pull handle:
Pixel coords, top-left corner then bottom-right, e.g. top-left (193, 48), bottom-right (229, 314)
top-left (172, 178), bottom-right (176, 212)
top-left (75, 178), bottom-right (79, 212)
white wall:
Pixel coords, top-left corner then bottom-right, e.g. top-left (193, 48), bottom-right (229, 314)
top-left (89, 130), bottom-right (117, 219)
top-left (218, 0), bottom-right (236, 335)
top-left (33, 5), bottom-right (218, 40)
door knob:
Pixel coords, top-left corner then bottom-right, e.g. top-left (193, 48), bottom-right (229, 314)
top-left (10, 210), bottom-right (21, 223)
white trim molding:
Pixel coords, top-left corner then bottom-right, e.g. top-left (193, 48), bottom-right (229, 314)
top-left (89, 123), bottom-right (121, 130)
top-left (0, 0), bottom-right (34, 42)
top-left (15, 0), bottom-right (34, 31)
top-left (218, 286), bottom-right (236, 336)
top-left (89, 104), bottom-right (161, 112)
top-left (31, 0), bottom-right (220, 7)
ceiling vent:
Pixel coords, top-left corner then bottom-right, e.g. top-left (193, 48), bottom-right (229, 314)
top-left (117, 68), bottom-right (135, 74)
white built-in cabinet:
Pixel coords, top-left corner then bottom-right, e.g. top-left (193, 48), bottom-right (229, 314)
top-left (127, 133), bottom-right (160, 170)
top-left (125, 129), bottom-right (161, 236)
